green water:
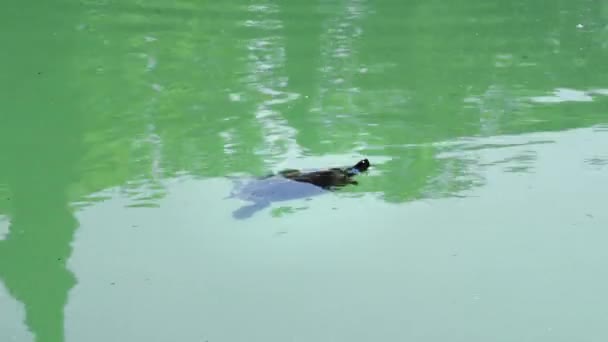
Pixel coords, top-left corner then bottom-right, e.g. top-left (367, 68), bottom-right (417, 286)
top-left (1, 0), bottom-right (607, 341)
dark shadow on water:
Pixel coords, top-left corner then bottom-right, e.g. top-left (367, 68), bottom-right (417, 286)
top-left (229, 175), bottom-right (331, 219)
top-left (232, 201), bottom-right (271, 219)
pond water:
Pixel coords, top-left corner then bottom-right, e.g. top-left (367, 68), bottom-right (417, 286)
top-left (1, 0), bottom-right (607, 341)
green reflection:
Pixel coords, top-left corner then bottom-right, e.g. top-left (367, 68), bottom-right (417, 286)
top-left (67, 0), bottom-right (608, 208)
top-left (0, 1), bottom-right (82, 341)
top-left (0, 186), bottom-right (78, 342)
top-left (1, 0), bottom-right (608, 337)
top-left (0, 68), bottom-right (81, 341)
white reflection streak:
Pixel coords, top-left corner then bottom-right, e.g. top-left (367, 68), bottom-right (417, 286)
top-left (0, 215), bottom-right (9, 240)
top-left (146, 124), bottom-right (163, 181)
top-left (463, 85), bottom-right (531, 137)
top-left (242, 3), bottom-right (302, 163)
top-left (529, 88), bottom-right (608, 103)
top-left (313, 0), bottom-right (366, 128)
top-left (133, 97), bottom-right (163, 182)
top-left (128, 92), bottom-right (164, 206)
top-left (131, 34), bottom-right (164, 183)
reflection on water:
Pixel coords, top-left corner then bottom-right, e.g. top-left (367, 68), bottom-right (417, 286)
top-left (1, 0), bottom-right (608, 341)
top-left (530, 87), bottom-right (608, 103)
top-left (0, 216), bottom-right (9, 241)
top-left (313, 0), bottom-right (367, 128)
top-left (65, 126), bottom-right (608, 342)
top-left (240, 2), bottom-right (303, 163)
top-left (464, 84), bottom-right (531, 137)
top-left (585, 156), bottom-right (608, 170)
top-left (1, 1), bottom-right (83, 340)
top-left (0, 282), bottom-right (33, 342)
top-left (0, 115), bottom-right (80, 342)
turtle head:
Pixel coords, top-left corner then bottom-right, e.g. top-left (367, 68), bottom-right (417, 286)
top-left (346, 158), bottom-right (370, 176)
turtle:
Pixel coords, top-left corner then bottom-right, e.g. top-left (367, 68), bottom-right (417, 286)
top-left (228, 159), bottom-right (370, 219)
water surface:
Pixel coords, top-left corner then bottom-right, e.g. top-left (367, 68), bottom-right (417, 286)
top-left (1, 0), bottom-right (607, 341)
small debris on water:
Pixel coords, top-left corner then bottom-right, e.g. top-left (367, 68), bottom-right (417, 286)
top-left (576, 24), bottom-right (584, 29)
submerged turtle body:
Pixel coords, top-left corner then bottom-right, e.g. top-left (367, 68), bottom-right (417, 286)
top-left (229, 176), bottom-right (327, 219)
top-left (228, 158), bottom-right (370, 219)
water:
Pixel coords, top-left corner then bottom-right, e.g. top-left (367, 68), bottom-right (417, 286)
top-left (1, 0), bottom-right (607, 341)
